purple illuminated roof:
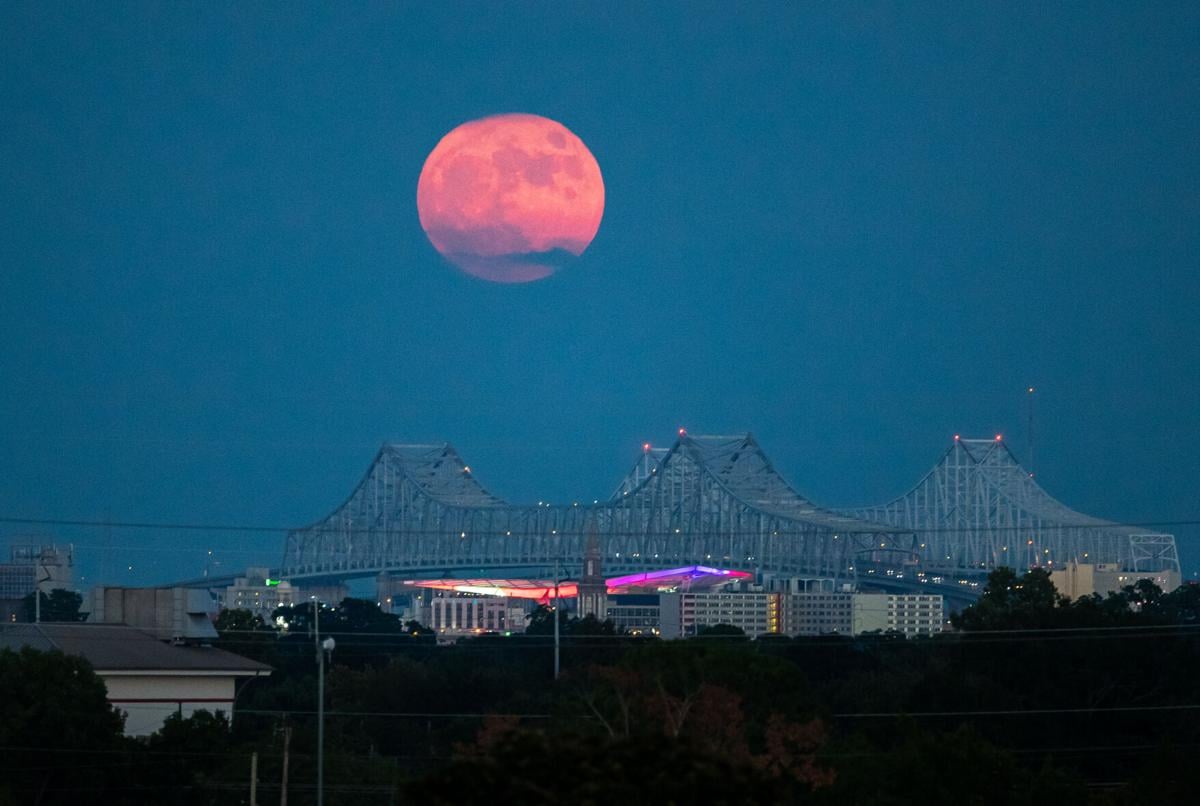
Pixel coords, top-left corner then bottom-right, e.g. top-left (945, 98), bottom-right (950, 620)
top-left (605, 565), bottom-right (752, 593)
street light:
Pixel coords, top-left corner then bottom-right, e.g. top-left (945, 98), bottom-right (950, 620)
top-left (314, 601), bottom-right (335, 806)
top-left (553, 552), bottom-right (560, 680)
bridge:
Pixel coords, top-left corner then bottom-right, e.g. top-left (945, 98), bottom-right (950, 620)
top-left (278, 432), bottom-right (1178, 599)
top-left (843, 436), bottom-right (1179, 581)
top-left (282, 434), bottom-right (914, 584)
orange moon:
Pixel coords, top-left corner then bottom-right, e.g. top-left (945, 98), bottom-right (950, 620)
top-left (416, 114), bottom-right (605, 283)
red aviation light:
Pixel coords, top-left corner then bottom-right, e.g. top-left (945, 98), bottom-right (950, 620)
top-left (953, 434), bottom-right (960, 441)
top-left (995, 434), bottom-right (1003, 441)
top-left (678, 427), bottom-right (687, 437)
top-left (642, 442), bottom-right (651, 453)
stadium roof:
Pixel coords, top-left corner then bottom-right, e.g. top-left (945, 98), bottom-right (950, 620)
top-left (405, 564), bottom-right (753, 600)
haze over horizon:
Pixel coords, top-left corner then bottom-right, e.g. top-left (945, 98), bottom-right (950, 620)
top-left (2, 3), bottom-right (1197, 586)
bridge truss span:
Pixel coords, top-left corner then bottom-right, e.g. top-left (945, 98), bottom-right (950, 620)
top-left (281, 434), bottom-right (913, 581)
top-left (844, 437), bottom-right (1180, 577)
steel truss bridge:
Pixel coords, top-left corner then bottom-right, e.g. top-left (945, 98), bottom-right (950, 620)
top-left (281, 433), bottom-right (1178, 595)
top-left (844, 436), bottom-right (1179, 579)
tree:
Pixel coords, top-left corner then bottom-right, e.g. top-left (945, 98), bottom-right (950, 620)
top-left (1146, 582), bottom-right (1200, 624)
top-left (409, 730), bottom-right (817, 804)
top-left (952, 567), bottom-right (1069, 630)
top-left (269, 598), bottom-right (428, 669)
top-left (695, 623), bottom-right (748, 640)
top-left (405, 619), bottom-right (436, 639)
top-left (822, 724), bottom-right (1029, 805)
top-left (524, 603), bottom-right (567, 635)
top-left (135, 710), bottom-right (239, 804)
top-left (214, 607), bottom-right (267, 632)
top-left (22, 588), bottom-right (86, 622)
top-left (0, 647), bottom-right (126, 804)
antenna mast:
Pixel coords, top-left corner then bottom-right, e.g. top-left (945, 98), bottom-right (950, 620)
top-left (1026, 386), bottom-right (1036, 477)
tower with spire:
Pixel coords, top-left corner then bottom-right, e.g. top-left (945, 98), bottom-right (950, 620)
top-left (577, 521), bottom-right (608, 620)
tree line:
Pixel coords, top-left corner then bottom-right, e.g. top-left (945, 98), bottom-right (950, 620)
top-left (1, 568), bottom-right (1197, 804)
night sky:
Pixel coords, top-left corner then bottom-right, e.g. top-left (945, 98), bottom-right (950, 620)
top-left (2, 2), bottom-right (1198, 586)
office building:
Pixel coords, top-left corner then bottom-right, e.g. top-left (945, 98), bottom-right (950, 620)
top-left (223, 567), bottom-right (297, 616)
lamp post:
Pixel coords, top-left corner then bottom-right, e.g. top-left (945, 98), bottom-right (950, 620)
top-left (553, 553), bottom-right (560, 680)
top-left (314, 600), bottom-right (335, 806)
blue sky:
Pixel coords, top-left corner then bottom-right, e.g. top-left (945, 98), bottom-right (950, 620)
top-left (2, 2), bottom-right (1197, 585)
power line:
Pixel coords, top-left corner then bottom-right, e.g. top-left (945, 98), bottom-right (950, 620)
top-left (831, 703), bottom-right (1200, 719)
top-left (2, 514), bottom-right (1198, 537)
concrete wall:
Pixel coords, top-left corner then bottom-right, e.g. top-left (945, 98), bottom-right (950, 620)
top-left (88, 587), bottom-right (217, 640)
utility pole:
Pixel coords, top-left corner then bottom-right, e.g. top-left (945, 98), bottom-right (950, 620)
top-left (279, 720), bottom-right (291, 806)
top-left (315, 600), bottom-right (324, 806)
top-left (249, 751), bottom-right (258, 806)
top-left (315, 599), bottom-right (335, 806)
top-left (553, 551), bottom-right (560, 680)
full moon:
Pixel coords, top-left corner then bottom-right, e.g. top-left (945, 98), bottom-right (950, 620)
top-left (416, 113), bottom-right (605, 283)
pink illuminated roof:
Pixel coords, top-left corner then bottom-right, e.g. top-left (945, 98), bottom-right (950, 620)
top-left (404, 579), bottom-right (577, 600)
top-left (404, 565), bottom-right (750, 600)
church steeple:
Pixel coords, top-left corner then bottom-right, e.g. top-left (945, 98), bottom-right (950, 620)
top-left (577, 520), bottom-right (608, 619)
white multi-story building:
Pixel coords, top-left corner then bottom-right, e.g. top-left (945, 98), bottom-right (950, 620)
top-left (786, 591), bottom-right (856, 635)
top-left (837, 593), bottom-right (943, 638)
top-left (769, 576), bottom-right (944, 637)
top-left (657, 579), bottom-right (944, 639)
top-left (659, 590), bottom-right (783, 639)
top-left (223, 568), bottom-right (296, 617)
top-left (427, 595), bottom-right (528, 636)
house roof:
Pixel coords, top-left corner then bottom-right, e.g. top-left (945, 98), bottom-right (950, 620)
top-left (0, 623), bottom-right (271, 675)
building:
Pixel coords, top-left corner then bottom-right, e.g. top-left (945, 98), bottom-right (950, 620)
top-left (1050, 562), bottom-right (1182, 600)
top-left (848, 593), bottom-right (944, 638)
top-left (0, 623), bottom-right (270, 736)
top-left (785, 589), bottom-right (855, 635)
top-left (659, 590), bottom-right (783, 639)
top-left (0, 544), bottom-right (74, 623)
top-left (376, 574), bottom-right (412, 615)
top-left (223, 567), bottom-right (297, 617)
top-left (302, 584), bottom-right (349, 604)
top-left (605, 594), bottom-right (661, 635)
top-left (0, 565), bottom-right (34, 623)
top-left (650, 577), bottom-right (945, 639)
top-left (403, 569), bottom-right (943, 639)
top-left (577, 528), bottom-right (608, 619)
top-left (765, 576), bottom-right (944, 637)
top-left (87, 586), bottom-right (218, 641)
top-left (426, 594), bottom-right (529, 636)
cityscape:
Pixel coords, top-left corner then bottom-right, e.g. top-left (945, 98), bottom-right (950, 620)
top-left (3, 3), bottom-right (1199, 804)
